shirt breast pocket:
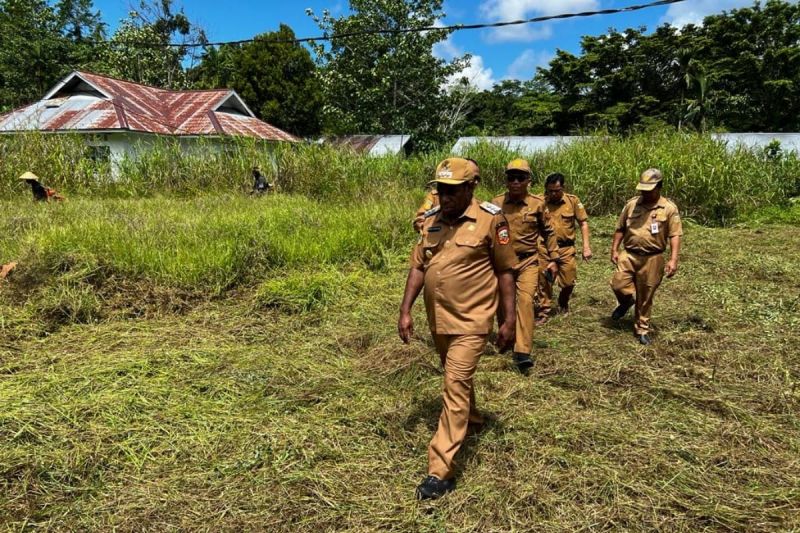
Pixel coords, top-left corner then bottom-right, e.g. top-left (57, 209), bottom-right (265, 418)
top-left (561, 212), bottom-right (575, 226)
top-left (455, 235), bottom-right (486, 259)
top-left (626, 211), bottom-right (646, 229)
top-left (653, 213), bottom-right (668, 233)
top-left (422, 233), bottom-right (443, 261)
top-left (522, 211), bottom-right (537, 227)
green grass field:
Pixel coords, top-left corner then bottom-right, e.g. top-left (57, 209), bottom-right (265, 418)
top-left (1, 196), bottom-right (798, 531)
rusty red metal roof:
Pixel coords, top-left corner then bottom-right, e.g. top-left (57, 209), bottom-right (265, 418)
top-left (0, 71), bottom-right (299, 142)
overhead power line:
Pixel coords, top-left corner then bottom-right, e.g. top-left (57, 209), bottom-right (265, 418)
top-left (118, 0), bottom-right (689, 49)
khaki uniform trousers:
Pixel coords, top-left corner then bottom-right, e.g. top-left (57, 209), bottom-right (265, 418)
top-left (610, 251), bottom-right (665, 335)
top-left (537, 248), bottom-right (577, 315)
top-left (429, 333), bottom-right (487, 480)
top-left (512, 256), bottom-right (538, 354)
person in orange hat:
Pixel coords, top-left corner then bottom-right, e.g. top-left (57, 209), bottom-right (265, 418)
top-left (491, 159), bottom-right (559, 373)
top-left (399, 157), bottom-right (516, 500)
top-left (610, 168), bottom-right (683, 345)
top-left (18, 172), bottom-right (64, 202)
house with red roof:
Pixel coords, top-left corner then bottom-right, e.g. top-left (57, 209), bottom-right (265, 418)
top-left (0, 71), bottom-right (298, 174)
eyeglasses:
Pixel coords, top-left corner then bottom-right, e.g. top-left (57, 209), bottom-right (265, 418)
top-left (545, 188), bottom-right (563, 194)
top-left (506, 174), bottom-right (529, 183)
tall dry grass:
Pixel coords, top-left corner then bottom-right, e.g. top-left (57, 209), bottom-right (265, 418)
top-left (1, 130), bottom-right (798, 224)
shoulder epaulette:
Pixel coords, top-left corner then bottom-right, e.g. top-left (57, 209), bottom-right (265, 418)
top-left (530, 193), bottom-right (545, 201)
top-left (480, 201), bottom-right (502, 215)
top-left (423, 205), bottom-right (441, 218)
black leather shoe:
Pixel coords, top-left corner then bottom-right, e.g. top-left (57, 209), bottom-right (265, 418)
top-left (416, 475), bottom-right (455, 500)
top-left (611, 302), bottom-right (633, 321)
top-left (638, 334), bottom-right (652, 345)
top-left (513, 353), bottom-right (534, 374)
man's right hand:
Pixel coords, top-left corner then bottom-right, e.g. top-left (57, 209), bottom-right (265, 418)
top-left (496, 320), bottom-right (515, 351)
top-left (611, 250), bottom-right (619, 265)
top-left (413, 216), bottom-right (424, 232)
top-left (398, 312), bottom-right (414, 344)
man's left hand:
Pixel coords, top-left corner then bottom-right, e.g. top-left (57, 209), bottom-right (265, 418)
top-left (665, 259), bottom-right (679, 278)
top-left (582, 246), bottom-right (593, 261)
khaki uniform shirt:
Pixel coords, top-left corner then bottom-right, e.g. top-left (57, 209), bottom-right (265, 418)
top-left (415, 190), bottom-right (439, 219)
top-left (546, 193), bottom-right (588, 244)
top-left (411, 199), bottom-right (517, 335)
top-left (616, 196), bottom-right (683, 254)
top-left (491, 192), bottom-right (559, 264)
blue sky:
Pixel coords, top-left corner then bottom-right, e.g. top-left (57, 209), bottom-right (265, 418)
top-left (93, 0), bottom-right (772, 90)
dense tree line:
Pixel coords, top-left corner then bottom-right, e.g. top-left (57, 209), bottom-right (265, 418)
top-left (1, 0), bottom-right (799, 139)
top-left (465, 0), bottom-right (800, 134)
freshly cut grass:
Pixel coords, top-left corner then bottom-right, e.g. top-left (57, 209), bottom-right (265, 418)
top-left (1, 216), bottom-right (798, 530)
top-left (254, 267), bottom-right (363, 313)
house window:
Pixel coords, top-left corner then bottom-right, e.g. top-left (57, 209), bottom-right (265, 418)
top-left (86, 145), bottom-right (111, 164)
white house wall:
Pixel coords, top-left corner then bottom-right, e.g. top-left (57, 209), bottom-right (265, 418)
top-left (84, 133), bottom-right (231, 179)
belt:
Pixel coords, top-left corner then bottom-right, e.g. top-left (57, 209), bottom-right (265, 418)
top-left (625, 247), bottom-right (664, 257)
top-left (557, 239), bottom-right (575, 248)
top-left (517, 251), bottom-right (536, 260)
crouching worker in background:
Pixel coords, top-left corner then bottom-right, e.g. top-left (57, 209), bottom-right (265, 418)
top-left (398, 157), bottom-right (517, 500)
top-left (250, 166), bottom-right (272, 195)
top-left (19, 172), bottom-right (65, 202)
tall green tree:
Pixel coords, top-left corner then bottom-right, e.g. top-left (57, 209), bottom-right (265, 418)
top-left (192, 24), bottom-right (322, 137)
top-left (698, 0), bottom-right (800, 131)
top-left (55, 0), bottom-right (106, 68)
top-left (464, 0), bottom-right (800, 134)
top-left (0, 0), bottom-right (103, 111)
top-left (307, 0), bottom-right (467, 143)
top-left (96, 0), bottom-right (206, 89)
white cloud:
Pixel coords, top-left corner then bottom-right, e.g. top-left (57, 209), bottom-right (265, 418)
top-left (448, 55), bottom-right (497, 91)
top-left (661, 0), bottom-right (798, 27)
top-left (432, 19), bottom-right (463, 61)
top-left (505, 49), bottom-right (554, 80)
top-left (480, 0), bottom-right (599, 42)
top-left (433, 35), bottom-right (462, 61)
top-left (432, 22), bottom-right (496, 90)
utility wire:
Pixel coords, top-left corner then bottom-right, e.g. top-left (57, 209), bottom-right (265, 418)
top-left (114, 0), bottom-right (688, 48)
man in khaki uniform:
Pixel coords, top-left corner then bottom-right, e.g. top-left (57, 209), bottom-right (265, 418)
top-left (536, 173), bottom-right (593, 323)
top-left (491, 159), bottom-right (559, 373)
top-left (610, 168), bottom-right (683, 345)
top-left (399, 157), bottom-right (516, 500)
top-left (413, 159), bottom-right (480, 232)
